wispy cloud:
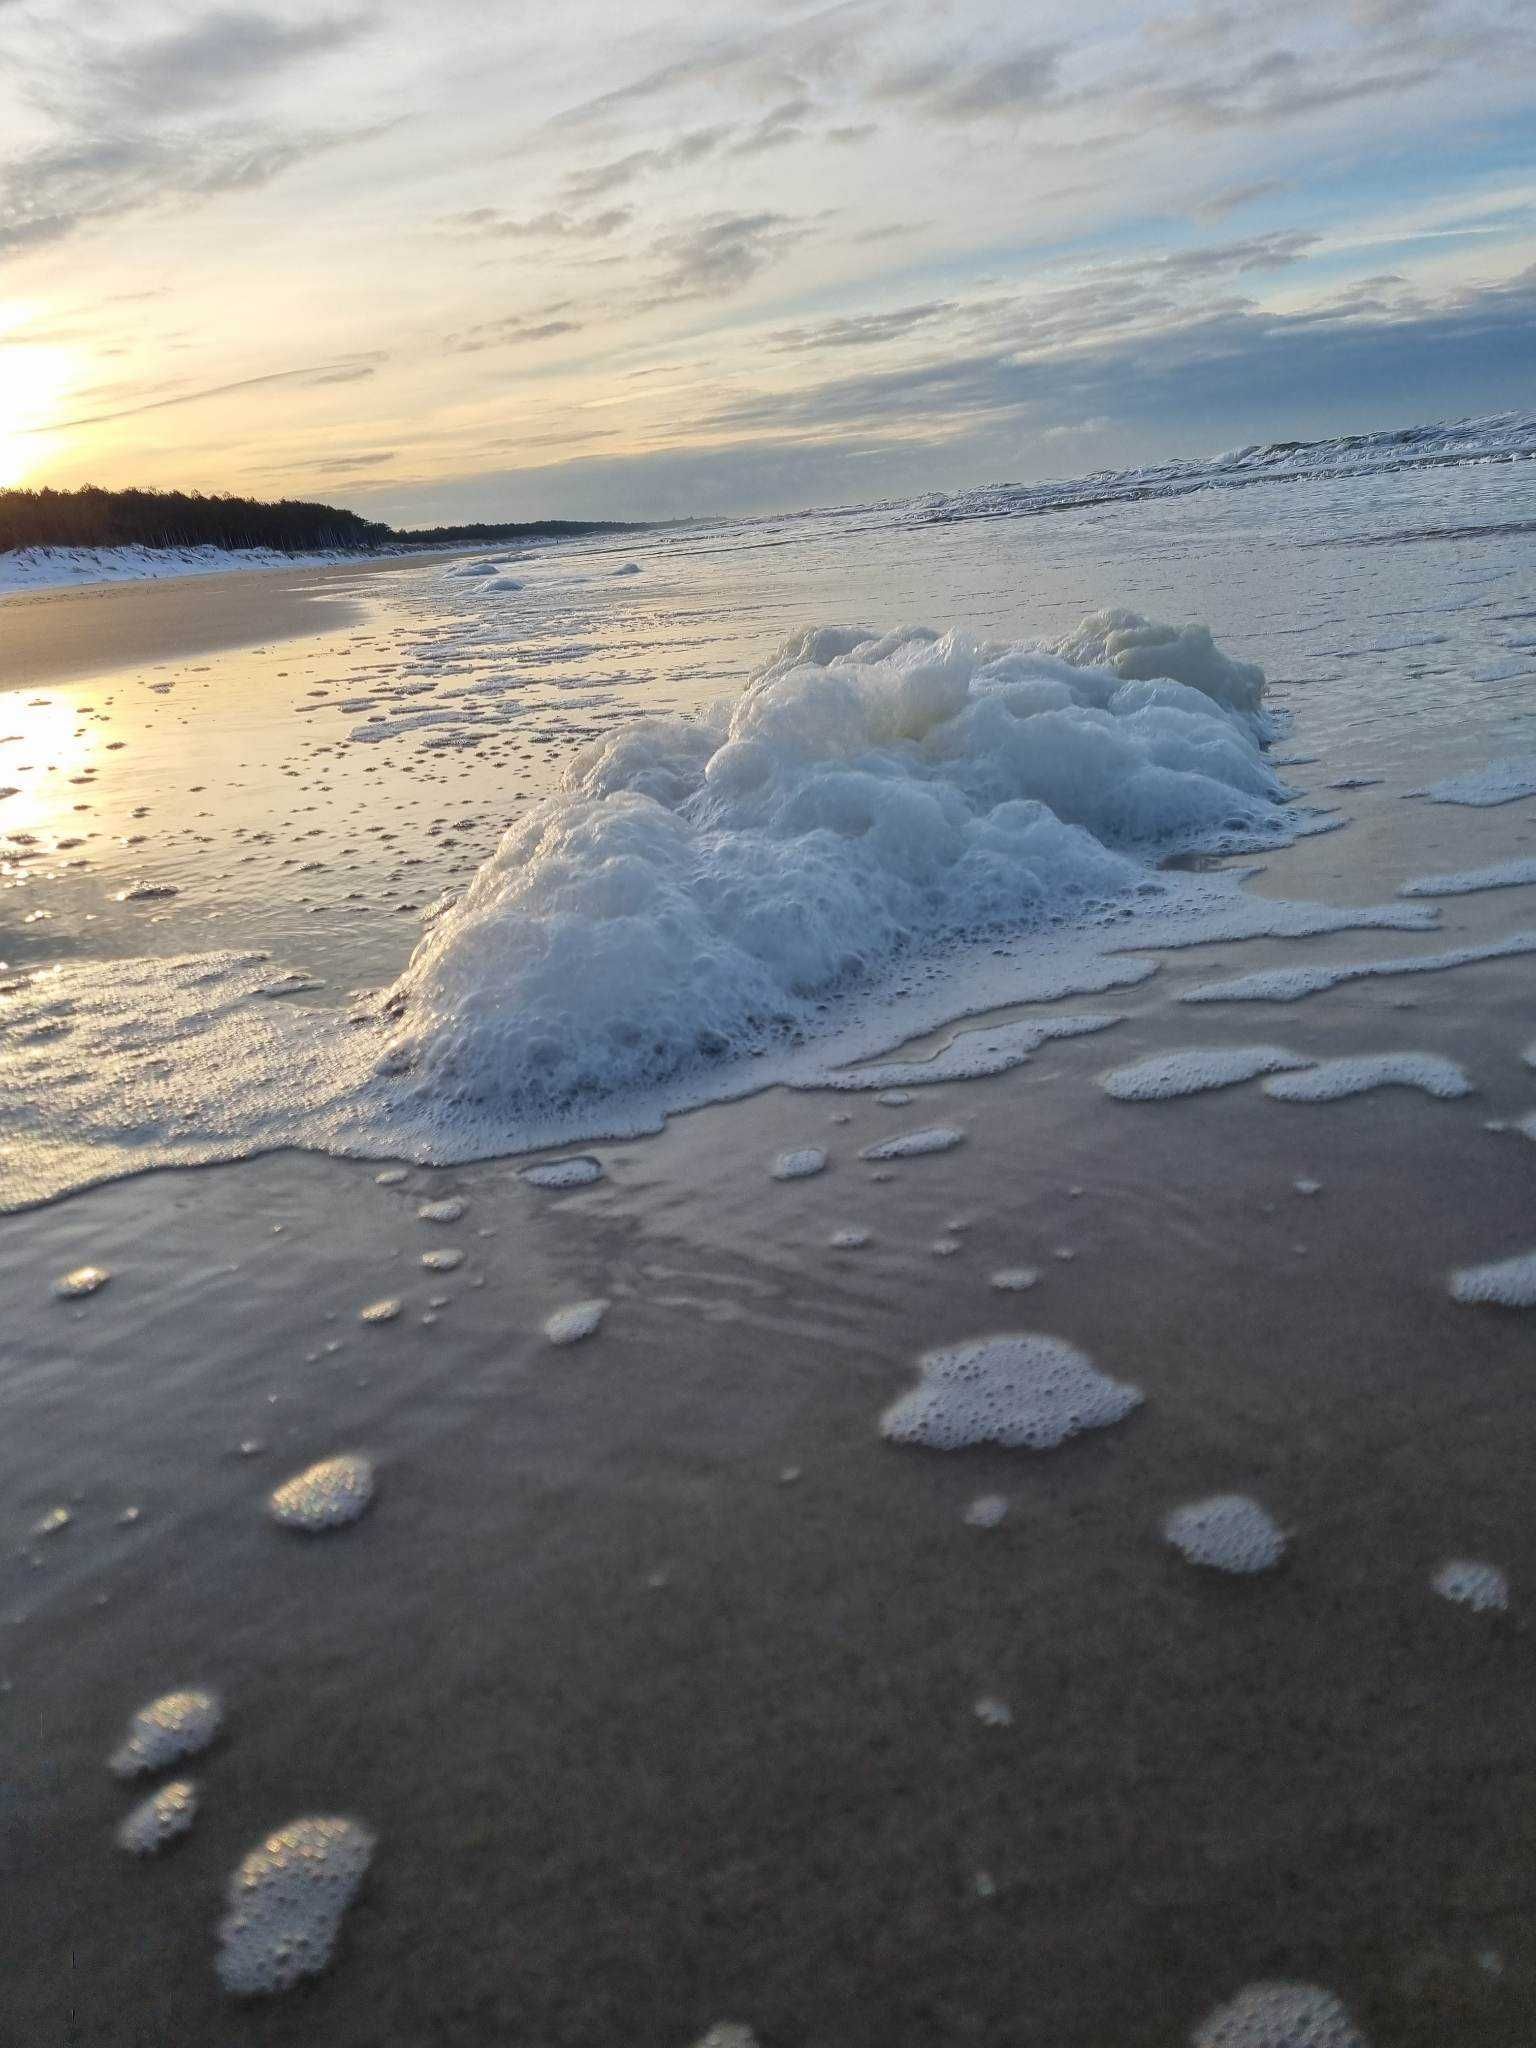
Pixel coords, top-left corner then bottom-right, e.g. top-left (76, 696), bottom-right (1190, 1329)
top-left (32, 355), bottom-right (385, 433)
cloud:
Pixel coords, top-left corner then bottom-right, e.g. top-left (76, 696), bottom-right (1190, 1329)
top-left (445, 315), bottom-right (584, 354)
top-left (32, 356), bottom-right (384, 433)
top-left (441, 206), bottom-right (633, 242)
top-left (873, 44), bottom-right (1065, 120)
top-left (646, 210), bottom-right (815, 299)
top-left (1192, 178), bottom-right (1288, 222)
top-left (89, 9), bottom-right (376, 118)
top-left (769, 301), bottom-right (955, 351)
top-left (562, 127), bottom-right (730, 201)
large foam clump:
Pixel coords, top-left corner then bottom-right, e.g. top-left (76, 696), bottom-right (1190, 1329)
top-left (117, 1779), bottom-right (198, 1854)
top-left (1181, 933), bottom-right (1536, 1004)
top-left (110, 1689), bottom-right (223, 1778)
top-left (880, 1333), bottom-right (1142, 1449)
top-left (1102, 1047), bottom-right (1309, 1100)
top-left (216, 1816), bottom-right (374, 1996)
top-left (1407, 757), bottom-right (1536, 807)
top-left (370, 613), bottom-right (1289, 1117)
top-left (1191, 1982), bottom-right (1367, 2046)
top-left (1164, 1495), bottom-right (1285, 1574)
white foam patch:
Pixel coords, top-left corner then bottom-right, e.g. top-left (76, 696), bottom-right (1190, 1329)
top-left (1448, 1249), bottom-right (1536, 1306)
top-left (1163, 1495), bottom-right (1285, 1574)
top-left (521, 1156), bottom-right (605, 1189)
top-left (110, 1690), bottom-right (223, 1778)
top-left (810, 1012), bottom-right (1123, 1092)
top-left (691, 2027), bottom-right (759, 2048)
top-left (830, 1226), bottom-right (870, 1248)
top-left (879, 1333), bottom-right (1142, 1449)
top-left (1407, 757), bottom-right (1536, 806)
top-left (1399, 857), bottom-right (1536, 897)
top-left (990, 1267), bottom-right (1040, 1291)
top-left (268, 1454), bottom-right (375, 1531)
top-left (417, 1196), bottom-right (466, 1222)
top-left (772, 1148), bottom-right (828, 1180)
top-left (1432, 1560), bottom-right (1509, 1612)
top-left (359, 1297), bottom-right (402, 1324)
top-left (860, 1125), bottom-right (965, 1159)
top-left (963, 1493), bottom-right (1009, 1527)
top-left (216, 1816), bottom-right (374, 1996)
top-left (421, 1247), bottom-right (464, 1271)
top-left (1181, 932), bottom-right (1536, 1004)
top-left (54, 1265), bottom-right (110, 1299)
top-left (1262, 1054), bottom-right (1472, 1102)
top-left (544, 1298), bottom-right (608, 1344)
top-left (117, 1779), bottom-right (198, 1854)
top-left (1101, 1047), bottom-right (1309, 1100)
top-left (1191, 1982), bottom-right (1367, 2047)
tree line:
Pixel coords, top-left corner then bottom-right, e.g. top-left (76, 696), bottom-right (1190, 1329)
top-left (0, 485), bottom-right (649, 555)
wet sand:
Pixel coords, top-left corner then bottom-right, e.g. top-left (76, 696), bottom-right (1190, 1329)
top-left (5, 513), bottom-right (1536, 2044)
top-left (0, 552), bottom-right (455, 691)
top-left (6, 867), bottom-right (1536, 2045)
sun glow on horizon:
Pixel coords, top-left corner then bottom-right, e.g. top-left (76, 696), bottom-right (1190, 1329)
top-left (0, 327), bottom-right (77, 488)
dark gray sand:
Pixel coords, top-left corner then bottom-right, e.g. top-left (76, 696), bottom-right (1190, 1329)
top-left (5, 926), bottom-right (1535, 2046)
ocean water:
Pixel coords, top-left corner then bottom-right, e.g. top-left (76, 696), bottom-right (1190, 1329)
top-left (4, 415), bottom-right (1536, 2046)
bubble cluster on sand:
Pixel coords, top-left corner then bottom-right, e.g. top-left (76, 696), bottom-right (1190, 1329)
top-left (881, 1333), bottom-right (1142, 1450)
top-left (544, 1298), bottom-right (609, 1345)
top-left (215, 1816), bottom-right (375, 1997)
top-left (1433, 1560), bottom-right (1509, 1611)
top-left (521, 1156), bottom-right (605, 1189)
top-left (860, 1125), bottom-right (965, 1160)
top-left (1399, 857), bottom-right (1536, 897)
top-left (1448, 1250), bottom-right (1536, 1307)
top-left (990, 1267), bottom-right (1040, 1291)
top-left (1181, 932), bottom-right (1536, 1004)
top-left (358, 1297), bottom-right (402, 1324)
top-left (268, 1454), bottom-right (375, 1532)
top-left (417, 1196), bottom-right (466, 1222)
top-left (1407, 756), bottom-right (1536, 806)
top-left (1102, 1047), bottom-right (1308, 1100)
top-left (110, 1689), bottom-right (223, 1777)
top-left (53, 1265), bottom-right (110, 1299)
top-left (116, 1779), bottom-right (197, 1854)
top-left (374, 1168), bottom-right (408, 1187)
top-left (1164, 1495), bottom-right (1285, 1574)
top-left (31, 1504), bottom-right (71, 1535)
top-left (1263, 1054), bottom-right (1471, 1102)
top-left (1191, 1982), bottom-right (1367, 2046)
top-left (830, 1226), bottom-right (870, 1248)
top-left (420, 1246), bottom-right (465, 1272)
top-left (772, 1148), bottom-right (827, 1180)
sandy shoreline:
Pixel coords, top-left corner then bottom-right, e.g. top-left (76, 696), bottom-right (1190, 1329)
top-left (0, 551), bottom-right (458, 691)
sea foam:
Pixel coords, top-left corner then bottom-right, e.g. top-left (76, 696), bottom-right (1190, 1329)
top-left (880, 1333), bottom-right (1142, 1450)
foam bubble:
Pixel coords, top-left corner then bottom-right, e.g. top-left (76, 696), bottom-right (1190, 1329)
top-left (268, 1454), bottom-right (375, 1531)
top-left (54, 1265), bottom-right (110, 1299)
top-left (358, 1297), bottom-right (402, 1324)
top-left (1406, 757), bottom-right (1536, 807)
top-left (1191, 1982), bottom-right (1367, 2046)
top-left (1101, 1047), bottom-right (1308, 1100)
top-left (860, 1125), bottom-right (965, 1160)
top-left (1164, 1495), bottom-right (1285, 1574)
top-left (215, 1815), bottom-right (374, 1996)
top-left (31, 1504), bottom-right (71, 1536)
top-left (691, 2027), bottom-right (759, 2048)
top-left (1263, 1054), bottom-right (1471, 1102)
top-left (772, 1148), bottom-right (828, 1180)
top-left (374, 1169), bottom-right (408, 1187)
top-left (990, 1267), bottom-right (1040, 1291)
top-left (1182, 932), bottom-right (1536, 1004)
top-left (1432, 1560), bottom-right (1509, 1612)
top-left (421, 1247), bottom-right (465, 1271)
top-left (117, 1778), bottom-right (197, 1854)
top-left (521, 1156), bottom-right (605, 1189)
top-left (973, 1695), bottom-right (1013, 1726)
top-left (830, 1226), bottom-right (870, 1248)
top-left (417, 1196), bottom-right (466, 1222)
top-left (880, 1333), bottom-right (1142, 1449)
top-left (110, 1689), bottom-right (222, 1777)
top-left (544, 1298), bottom-right (609, 1344)
top-left (963, 1493), bottom-right (1009, 1527)
top-left (1399, 857), bottom-right (1536, 897)
top-left (1449, 1250), bottom-right (1536, 1307)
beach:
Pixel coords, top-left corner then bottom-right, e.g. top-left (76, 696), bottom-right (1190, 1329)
top-left (4, 441), bottom-right (1536, 2046)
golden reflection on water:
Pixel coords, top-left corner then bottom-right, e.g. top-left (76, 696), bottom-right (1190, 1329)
top-left (0, 687), bottom-right (102, 850)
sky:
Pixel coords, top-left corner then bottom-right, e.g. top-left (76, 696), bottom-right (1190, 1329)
top-left (1, 0), bottom-right (1533, 524)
